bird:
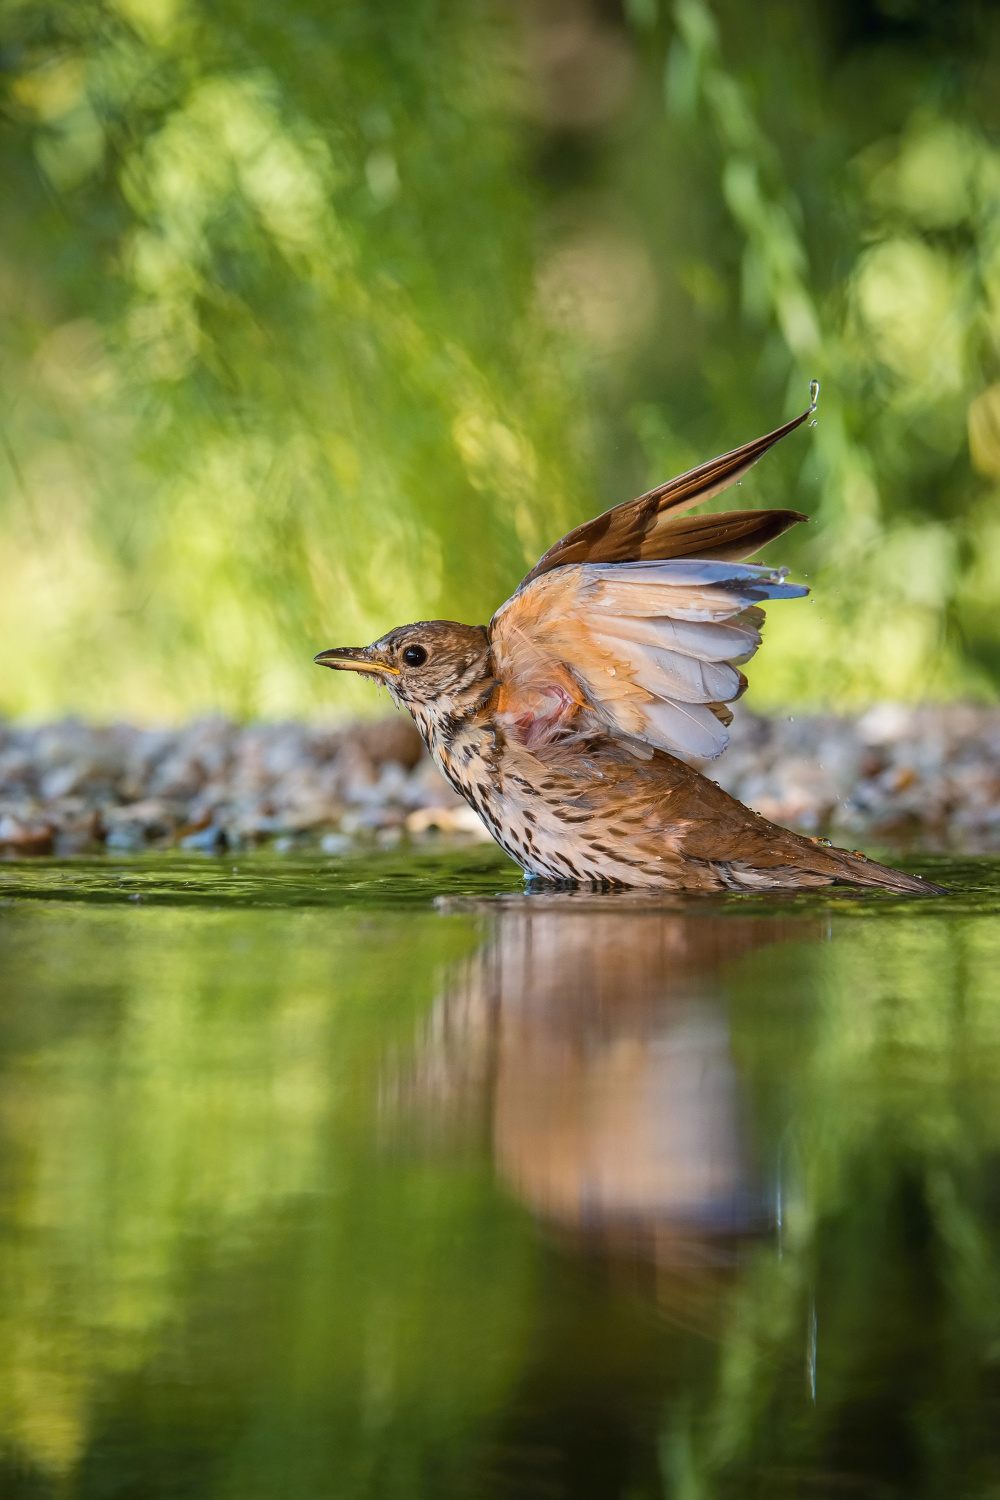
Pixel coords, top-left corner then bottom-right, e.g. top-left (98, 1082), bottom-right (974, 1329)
top-left (315, 389), bottom-right (942, 895)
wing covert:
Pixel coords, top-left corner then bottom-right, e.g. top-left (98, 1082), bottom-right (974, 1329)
top-left (489, 559), bottom-right (807, 761)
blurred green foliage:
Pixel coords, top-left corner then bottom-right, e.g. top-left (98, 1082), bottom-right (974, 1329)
top-left (2, 0), bottom-right (1000, 718)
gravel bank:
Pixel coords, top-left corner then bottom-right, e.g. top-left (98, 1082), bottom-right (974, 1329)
top-left (0, 704), bottom-right (998, 857)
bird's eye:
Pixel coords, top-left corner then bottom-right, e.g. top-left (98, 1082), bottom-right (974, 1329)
top-left (402, 645), bottom-right (428, 667)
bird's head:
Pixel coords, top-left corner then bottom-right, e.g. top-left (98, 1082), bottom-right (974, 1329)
top-left (315, 621), bottom-right (493, 713)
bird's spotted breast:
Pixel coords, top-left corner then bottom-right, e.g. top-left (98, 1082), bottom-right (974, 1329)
top-left (417, 717), bottom-right (677, 884)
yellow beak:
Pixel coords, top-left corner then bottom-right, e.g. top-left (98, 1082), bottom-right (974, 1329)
top-left (313, 646), bottom-right (400, 677)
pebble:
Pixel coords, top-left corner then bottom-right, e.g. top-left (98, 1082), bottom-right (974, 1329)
top-left (697, 703), bottom-right (1000, 850)
top-left (0, 706), bottom-right (996, 857)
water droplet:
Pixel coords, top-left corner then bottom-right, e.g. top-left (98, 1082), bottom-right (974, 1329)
top-left (809, 377), bottom-right (820, 409)
top-left (606, 666), bottom-right (616, 676)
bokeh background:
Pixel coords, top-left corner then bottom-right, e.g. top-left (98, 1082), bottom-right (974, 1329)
top-left (3, 0), bottom-right (1000, 722)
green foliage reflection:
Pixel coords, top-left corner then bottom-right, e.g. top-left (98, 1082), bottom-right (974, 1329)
top-left (0, 903), bottom-right (533, 1491)
top-left (666, 915), bottom-right (1000, 1498)
top-left (2, 878), bottom-right (1000, 1493)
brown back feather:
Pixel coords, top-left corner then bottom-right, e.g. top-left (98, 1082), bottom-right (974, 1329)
top-left (520, 405), bottom-right (813, 588)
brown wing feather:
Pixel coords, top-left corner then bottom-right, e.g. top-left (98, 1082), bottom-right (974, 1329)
top-left (520, 404), bottom-right (814, 587)
top-left (632, 508), bottom-right (807, 563)
top-left (532, 743), bottom-right (945, 894)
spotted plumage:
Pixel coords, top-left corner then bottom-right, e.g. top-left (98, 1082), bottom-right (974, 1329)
top-left (316, 396), bottom-right (943, 895)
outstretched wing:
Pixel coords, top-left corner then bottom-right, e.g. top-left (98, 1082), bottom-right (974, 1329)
top-left (489, 559), bottom-right (806, 760)
top-left (518, 401), bottom-right (814, 588)
top-left (489, 401), bottom-right (816, 761)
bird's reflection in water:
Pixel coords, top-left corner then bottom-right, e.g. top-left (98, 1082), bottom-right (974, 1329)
top-left (409, 901), bottom-right (818, 1324)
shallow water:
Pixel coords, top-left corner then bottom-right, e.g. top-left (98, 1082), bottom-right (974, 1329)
top-left (1, 846), bottom-right (999, 1498)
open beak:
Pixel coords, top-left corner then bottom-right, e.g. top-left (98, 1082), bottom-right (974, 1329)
top-left (313, 646), bottom-right (400, 677)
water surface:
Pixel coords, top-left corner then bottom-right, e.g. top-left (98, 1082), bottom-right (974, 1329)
top-left (0, 847), bottom-right (999, 1498)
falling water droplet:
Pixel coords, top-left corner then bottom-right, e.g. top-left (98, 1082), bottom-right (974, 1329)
top-left (806, 1301), bottom-right (818, 1402)
top-left (809, 378), bottom-right (820, 409)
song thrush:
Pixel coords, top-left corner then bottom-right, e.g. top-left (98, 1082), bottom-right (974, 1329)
top-left (316, 392), bottom-right (941, 894)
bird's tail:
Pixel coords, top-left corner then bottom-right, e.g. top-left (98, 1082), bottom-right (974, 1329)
top-left (808, 841), bottom-right (946, 895)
